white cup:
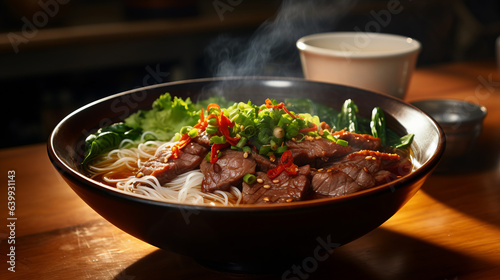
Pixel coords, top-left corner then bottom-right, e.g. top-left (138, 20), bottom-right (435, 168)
top-left (297, 32), bottom-right (421, 99)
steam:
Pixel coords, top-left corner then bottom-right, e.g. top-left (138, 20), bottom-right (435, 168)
top-left (206, 0), bottom-right (357, 77)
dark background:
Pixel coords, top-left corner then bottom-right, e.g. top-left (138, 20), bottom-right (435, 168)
top-left (1, 0), bottom-right (499, 148)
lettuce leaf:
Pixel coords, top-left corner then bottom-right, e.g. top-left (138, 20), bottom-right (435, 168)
top-left (124, 93), bottom-right (200, 141)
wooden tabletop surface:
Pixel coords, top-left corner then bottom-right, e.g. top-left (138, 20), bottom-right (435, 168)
top-left (1, 61), bottom-right (500, 279)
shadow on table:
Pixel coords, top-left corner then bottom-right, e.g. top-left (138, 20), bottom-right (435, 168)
top-left (421, 134), bottom-right (500, 228)
top-left (113, 228), bottom-right (492, 280)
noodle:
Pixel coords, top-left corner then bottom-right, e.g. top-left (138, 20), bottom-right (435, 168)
top-left (86, 131), bottom-right (243, 206)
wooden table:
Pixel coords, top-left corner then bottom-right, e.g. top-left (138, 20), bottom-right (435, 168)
top-left (1, 61), bottom-right (500, 279)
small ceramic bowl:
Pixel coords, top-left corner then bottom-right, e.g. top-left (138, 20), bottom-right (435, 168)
top-left (411, 99), bottom-right (487, 161)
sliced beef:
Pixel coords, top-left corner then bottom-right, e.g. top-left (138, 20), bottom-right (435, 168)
top-left (137, 142), bottom-right (208, 185)
top-left (286, 138), bottom-right (351, 167)
top-left (251, 151), bottom-right (277, 172)
top-left (333, 163), bottom-right (376, 189)
top-left (311, 150), bottom-right (402, 197)
top-left (333, 130), bottom-right (381, 151)
top-left (191, 132), bottom-right (211, 148)
top-left (200, 149), bottom-right (256, 193)
top-left (340, 150), bottom-right (401, 173)
top-left (242, 165), bottom-right (311, 204)
top-left (312, 170), bottom-right (363, 197)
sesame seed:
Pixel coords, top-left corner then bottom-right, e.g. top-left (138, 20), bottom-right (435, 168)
top-left (365, 156), bottom-right (372, 160)
top-left (243, 152), bottom-right (249, 158)
top-left (263, 184), bottom-right (271, 189)
top-left (372, 157), bottom-right (377, 160)
top-left (318, 168), bottom-right (324, 172)
top-left (136, 172), bottom-right (144, 178)
top-left (263, 197), bottom-right (270, 201)
top-left (286, 198), bottom-right (293, 202)
top-left (272, 179), bottom-right (279, 183)
top-left (257, 178), bottom-right (264, 183)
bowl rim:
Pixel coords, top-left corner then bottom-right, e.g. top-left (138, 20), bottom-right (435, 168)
top-left (296, 32), bottom-right (421, 59)
top-left (48, 76), bottom-right (445, 212)
top-left (410, 98), bottom-right (488, 125)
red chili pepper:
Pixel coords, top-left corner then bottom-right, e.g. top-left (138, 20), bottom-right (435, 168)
top-left (171, 133), bottom-right (191, 159)
top-left (267, 164), bottom-right (284, 179)
top-left (266, 150), bottom-right (298, 179)
top-left (298, 122), bottom-right (318, 134)
top-left (194, 109), bottom-right (207, 130)
top-left (207, 103), bottom-right (221, 112)
top-left (218, 114), bottom-right (239, 146)
top-left (284, 164), bottom-right (298, 175)
top-left (280, 150), bottom-right (294, 167)
top-left (210, 143), bottom-right (229, 163)
top-left (265, 98), bottom-right (303, 120)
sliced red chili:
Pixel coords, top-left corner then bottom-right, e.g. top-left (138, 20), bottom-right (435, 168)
top-left (298, 123), bottom-right (318, 134)
top-left (265, 98), bottom-right (303, 120)
top-left (210, 143), bottom-right (229, 163)
top-left (267, 164), bottom-right (284, 179)
top-left (193, 110), bottom-right (207, 130)
top-left (280, 150), bottom-right (294, 167)
top-left (171, 133), bottom-right (191, 159)
top-left (266, 150), bottom-right (297, 178)
top-left (284, 164), bottom-right (298, 175)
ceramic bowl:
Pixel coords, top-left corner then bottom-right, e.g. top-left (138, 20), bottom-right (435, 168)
top-left (297, 32), bottom-right (421, 99)
top-left (411, 99), bottom-right (486, 161)
top-left (48, 77), bottom-right (444, 274)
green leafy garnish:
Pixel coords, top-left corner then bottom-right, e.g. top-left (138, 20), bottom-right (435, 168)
top-left (82, 123), bottom-right (140, 165)
top-left (124, 93), bottom-right (200, 141)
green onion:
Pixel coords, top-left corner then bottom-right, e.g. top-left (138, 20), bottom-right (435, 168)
top-left (210, 135), bottom-right (226, 144)
top-left (188, 128), bottom-right (198, 138)
top-left (242, 146), bottom-right (252, 153)
top-left (270, 139), bottom-right (278, 151)
top-left (173, 133), bottom-right (181, 141)
top-left (276, 146), bottom-right (288, 154)
top-left (205, 125), bottom-right (218, 135)
top-left (243, 174), bottom-right (256, 184)
top-left (257, 129), bottom-right (270, 144)
top-left (259, 145), bottom-right (271, 155)
top-left (180, 126), bottom-right (192, 135)
top-left (336, 139), bottom-right (349, 147)
top-left (236, 137), bottom-right (248, 148)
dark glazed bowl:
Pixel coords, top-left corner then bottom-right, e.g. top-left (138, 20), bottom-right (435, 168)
top-left (48, 77), bottom-right (445, 274)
